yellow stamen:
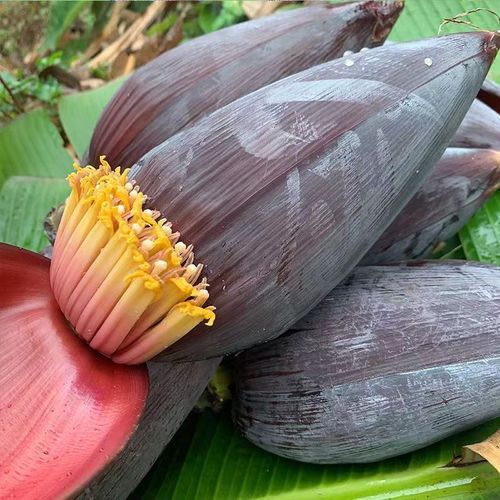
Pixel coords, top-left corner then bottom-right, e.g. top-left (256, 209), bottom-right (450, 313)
top-left (112, 302), bottom-right (216, 365)
top-left (50, 156), bottom-right (215, 364)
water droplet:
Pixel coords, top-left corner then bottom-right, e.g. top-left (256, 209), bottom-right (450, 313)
top-left (344, 59), bottom-right (354, 67)
top-left (424, 57), bottom-right (433, 67)
top-left (66, 471), bottom-right (73, 477)
top-left (99, 447), bottom-right (104, 453)
top-left (42, 450), bottom-right (49, 456)
top-left (360, 47), bottom-right (369, 52)
top-left (343, 50), bottom-right (354, 57)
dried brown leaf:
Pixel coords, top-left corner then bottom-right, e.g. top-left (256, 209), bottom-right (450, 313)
top-left (79, 78), bottom-right (106, 90)
top-left (102, 0), bottom-right (130, 40)
top-left (464, 430), bottom-right (500, 472)
top-left (88, 0), bottom-right (166, 69)
top-left (110, 51), bottom-right (136, 79)
top-left (81, 1), bottom-right (131, 63)
top-left (131, 17), bottom-right (184, 70)
top-left (243, 0), bottom-right (283, 19)
top-left (159, 16), bottom-right (184, 53)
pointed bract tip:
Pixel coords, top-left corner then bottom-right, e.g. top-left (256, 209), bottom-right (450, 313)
top-left (481, 30), bottom-right (500, 59)
top-left (360, 1), bottom-right (405, 43)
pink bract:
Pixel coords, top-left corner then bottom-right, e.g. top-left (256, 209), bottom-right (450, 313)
top-left (0, 244), bottom-right (148, 500)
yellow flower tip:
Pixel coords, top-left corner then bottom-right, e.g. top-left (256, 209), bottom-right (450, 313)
top-left (49, 157), bottom-right (215, 364)
top-left (175, 301), bottom-right (216, 327)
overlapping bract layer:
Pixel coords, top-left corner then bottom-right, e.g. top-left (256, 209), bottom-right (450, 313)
top-left (88, 1), bottom-right (403, 166)
top-left (451, 98), bottom-right (500, 150)
top-left (0, 244), bottom-right (148, 499)
top-left (131, 32), bottom-right (499, 361)
top-left (50, 157), bottom-right (214, 364)
top-left (363, 147), bottom-right (500, 264)
top-left (0, 242), bottom-right (219, 499)
top-left (233, 261), bottom-right (500, 464)
top-left (82, 358), bottom-right (221, 498)
top-left (479, 78), bottom-right (500, 113)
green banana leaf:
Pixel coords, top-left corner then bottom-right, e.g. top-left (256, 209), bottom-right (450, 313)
top-left (133, 411), bottom-right (500, 500)
top-left (58, 77), bottom-right (126, 160)
top-left (0, 176), bottom-right (68, 252)
top-left (0, 108), bottom-right (72, 189)
top-left (459, 193), bottom-right (500, 264)
top-left (42, 0), bottom-right (88, 51)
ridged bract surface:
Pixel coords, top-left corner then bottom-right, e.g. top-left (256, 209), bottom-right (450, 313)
top-left (87, 1), bottom-right (403, 166)
top-left (132, 32), bottom-right (498, 361)
top-left (0, 245), bottom-right (219, 499)
top-left (233, 261), bottom-right (500, 464)
top-left (0, 244), bottom-right (148, 499)
top-left (363, 147), bottom-right (500, 264)
top-left (78, 358), bottom-right (220, 499)
top-left (450, 98), bottom-right (500, 150)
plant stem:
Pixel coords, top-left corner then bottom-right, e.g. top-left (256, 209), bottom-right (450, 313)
top-left (0, 74), bottom-right (24, 114)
